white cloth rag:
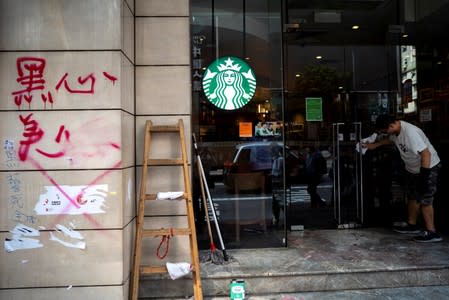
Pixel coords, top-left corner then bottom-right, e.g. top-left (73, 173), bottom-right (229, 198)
top-left (156, 191), bottom-right (184, 200)
top-left (355, 133), bottom-right (378, 155)
top-left (166, 262), bottom-right (192, 280)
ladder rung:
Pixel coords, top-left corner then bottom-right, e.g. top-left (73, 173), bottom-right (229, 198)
top-left (140, 266), bottom-right (167, 274)
top-left (140, 265), bottom-right (196, 275)
top-left (144, 193), bottom-right (186, 200)
top-left (150, 125), bottom-right (179, 132)
top-left (142, 228), bottom-right (191, 237)
top-left (147, 158), bottom-right (183, 166)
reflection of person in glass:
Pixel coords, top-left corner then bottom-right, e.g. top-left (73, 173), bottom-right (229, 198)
top-left (306, 146), bottom-right (326, 208)
top-left (270, 143), bottom-right (284, 226)
top-left (210, 69), bottom-right (250, 110)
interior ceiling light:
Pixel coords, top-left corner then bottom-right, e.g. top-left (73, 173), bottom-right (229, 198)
top-left (295, 73), bottom-right (301, 77)
top-left (316, 56), bottom-right (322, 60)
top-left (352, 25), bottom-right (359, 30)
top-left (402, 34), bottom-right (409, 38)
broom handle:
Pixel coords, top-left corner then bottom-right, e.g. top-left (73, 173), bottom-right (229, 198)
top-left (193, 135), bottom-right (228, 260)
top-left (198, 159), bottom-right (214, 246)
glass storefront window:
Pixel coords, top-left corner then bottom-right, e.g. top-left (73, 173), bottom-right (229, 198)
top-left (191, 0), bottom-right (449, 249)
top-left (191, 0), bottom-right (286, 249)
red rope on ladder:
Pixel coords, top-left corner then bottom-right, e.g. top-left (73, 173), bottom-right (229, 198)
top-left (156, 228), bottom-right (174, 259)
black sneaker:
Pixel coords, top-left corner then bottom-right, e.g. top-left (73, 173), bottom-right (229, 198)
top-left (413, 231), bottom-right (443, 243)
top-left (393, 223), bottom-right (421, 234)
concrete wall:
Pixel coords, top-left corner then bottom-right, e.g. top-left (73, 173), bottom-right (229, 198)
top-left (134, 0), bottom-right (193, 297)
top-left (0, 0), bottom-right (192, 298)
top-left (0, 0), bottom-right (135, 299)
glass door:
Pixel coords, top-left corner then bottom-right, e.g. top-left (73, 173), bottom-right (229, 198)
top-left (284, 42), bottom-right (400, 229)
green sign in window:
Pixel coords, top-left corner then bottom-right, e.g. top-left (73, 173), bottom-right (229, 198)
top-left (202, 57), bottom-right (256, 110)
top-left (306, 97), bottom-right (323, 121)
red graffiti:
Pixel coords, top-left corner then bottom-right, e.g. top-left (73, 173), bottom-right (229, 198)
top-left (34, 125), bottom-right (70, 158)
top-left (102, 71), bottom-right (118, 85)
top-left (10, 57), bottom-right (119, 108)
top-left (18, 113), bottom-right (44, 161)
top-left (41, 91), bottom-right (54, 109)
top-left (12, 57), bottom-right (53, 109)
top-left (18, 114), bottom-right (72, 160)
top-left (109, 142), bottom-right (120, 149)
top-left (55, 72), bottom-right (96, 94)
top-left (55, 125), bottom-right (70, 143)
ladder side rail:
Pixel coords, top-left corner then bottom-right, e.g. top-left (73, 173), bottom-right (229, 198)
top-left (131, 120), bottom-right (153, 300)
top-left (178, 119), bottom-right (203, 299)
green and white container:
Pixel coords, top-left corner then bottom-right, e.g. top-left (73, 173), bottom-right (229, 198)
top-left (229, 279), bottom-right (245, 300)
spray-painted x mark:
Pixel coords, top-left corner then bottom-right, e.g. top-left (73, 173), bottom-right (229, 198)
top-left (28, 156), bottom-right (121, 228)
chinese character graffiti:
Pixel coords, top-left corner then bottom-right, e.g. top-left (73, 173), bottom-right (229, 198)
top-left (10, 56), bottom-right (118, 109)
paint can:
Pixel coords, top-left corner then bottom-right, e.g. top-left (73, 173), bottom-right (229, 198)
top-left (229, 278), bottom-right (245, 300)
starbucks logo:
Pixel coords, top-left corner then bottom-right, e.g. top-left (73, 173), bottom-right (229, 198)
top-left (202, 57), bottom-right (256, 110)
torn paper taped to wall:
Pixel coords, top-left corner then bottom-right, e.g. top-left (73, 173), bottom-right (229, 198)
top-left (35, 184), bottom-right (108, 215)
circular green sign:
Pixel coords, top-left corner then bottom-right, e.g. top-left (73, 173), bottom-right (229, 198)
top-left (202, 56), bottom-right (256, 110)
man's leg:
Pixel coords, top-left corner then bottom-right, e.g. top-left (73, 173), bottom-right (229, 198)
top-left (414, 203), bottom-right (442, 242)
top-left (394, 198), bottom-right (420, 233)
top-left (407, 199), bottom-right (420, 225)
top-left (421, 203), bottom-right (435, 232)
top-left (413, 164), bottom-right (442, 242)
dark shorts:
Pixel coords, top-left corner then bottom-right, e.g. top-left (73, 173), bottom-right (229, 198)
top-left (405, 163), bottom-right (441, 205)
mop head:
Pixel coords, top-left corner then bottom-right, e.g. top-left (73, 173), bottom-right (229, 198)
top-left (199, 244), bottom-right (232, 265)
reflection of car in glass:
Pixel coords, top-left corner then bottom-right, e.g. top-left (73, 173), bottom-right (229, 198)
top-left (223, 141), bottom-right (306, 192)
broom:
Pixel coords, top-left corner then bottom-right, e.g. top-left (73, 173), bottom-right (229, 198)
top-left (193, 134), bottom-right (229, 263)
top-left (197, 159), bottom-right (225, 264)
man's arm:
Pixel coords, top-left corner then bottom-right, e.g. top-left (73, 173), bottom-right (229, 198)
top-left (418, 148), bottom-right (431, 193)
top-left (362, 137), bottom-right (392, 150)
top-left (419, 148), bottom-right (431, 169)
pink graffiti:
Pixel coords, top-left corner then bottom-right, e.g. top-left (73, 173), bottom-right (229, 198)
top-left (17, 114), bottom-right (122, 230)
top-left (18, 113), bottom-right (44, 161)
top-left (55, 72), bottom-right (96, 94)
top-left (28, 157), bottom-right (121, 229)
top-left (11, 57), bottom-right (53, 109)
top-left (102, 71), bottom-right (118, 85)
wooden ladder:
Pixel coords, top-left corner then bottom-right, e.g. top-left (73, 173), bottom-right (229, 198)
top-left (130, 119), bottom-right (202, 300)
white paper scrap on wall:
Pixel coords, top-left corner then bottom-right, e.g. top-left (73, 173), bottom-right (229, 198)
top-left (49, 224), bottom-right (86, 249)
top-left (10, 223), bottom-right (40, 237)
top-left (55, 224), bottom-right (84, 240)
top-left (4, 224), bottom-right (43, 252)
top-left (4, 237), bottom-right (44, 252)
top-left (35, 184), bottom-right (108, 215)
top-left (49, 232), bottom-right (86, 250)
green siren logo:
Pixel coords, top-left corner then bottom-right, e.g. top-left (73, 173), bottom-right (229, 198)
top-left (202, 57), bottom-right (256, 110)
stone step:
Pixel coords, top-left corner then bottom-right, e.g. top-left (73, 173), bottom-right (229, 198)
top-left (138, 228), bottom-right (449, 299)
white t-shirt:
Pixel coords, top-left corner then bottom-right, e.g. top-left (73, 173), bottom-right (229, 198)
top-left (390, 121), bottom-right (440, 174)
